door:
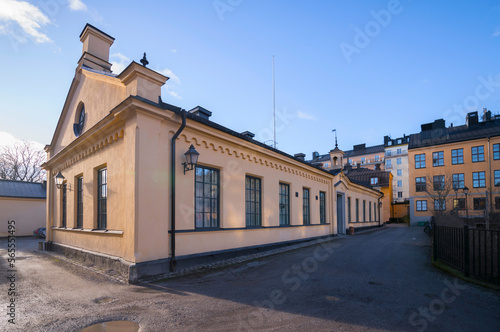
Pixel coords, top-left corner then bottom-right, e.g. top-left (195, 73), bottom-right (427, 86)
top-left (337, 194), bottom-right (346, 234)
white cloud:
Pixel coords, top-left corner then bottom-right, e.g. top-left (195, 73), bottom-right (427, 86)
top-left (68, 0), bottom-right (87, 11)
top-left (0, 130), bottom-right (44, 149)
top-left (297, 110), bottom-right (316, 120)
top-left (159, 68), bottom-right (181, 84)
top-left (168, 90), bottom-right (181, 99)
top-left (110, 52), bottom-right (130, 74)
top-left (493, 27), bottom-right (500, 37)
top-left (0, 0), bottom-right (52, 44)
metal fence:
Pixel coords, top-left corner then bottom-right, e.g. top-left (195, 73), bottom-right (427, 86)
top-left (433, 224), bottom-right (500, 285)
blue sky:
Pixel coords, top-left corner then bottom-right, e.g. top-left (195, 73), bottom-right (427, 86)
top-left (1, 0), bottom-right (500, 158)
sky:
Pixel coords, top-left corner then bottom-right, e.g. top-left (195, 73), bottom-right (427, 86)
top-left (1, 0), bottom-right (500, 159)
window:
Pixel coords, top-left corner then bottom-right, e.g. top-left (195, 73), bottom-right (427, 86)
top-left (495, 170), bottom-right (500, 187)
top-left (76, 176), bottom-right (83, 228)
top-left (303, 188), bottom-right (310, 225)
top-left (397, 139), bottom-right (402, 144)
top-left (397, 148), bottom-right (402, 154)
top-left (471, 146), bottom-right (485, 162)
top-left (433, 175), bottom-right (445, 190)
top-left (386, 150), bottom-right (392, 156)
top-left (324, 162), bottom-right (329, 168)
top-left (375, 155), bottom-right (380, 161)
top-left (453, 198), bottom-right (465, 210)
top-left (356, 199), bottom-right (359, 222)
top-left (397, 169), bottom-right (402, 176)
top-left (415, 154), bottom-right (426, 168)
top-left (97, 168), bottom-right (107, 230)
top-left (473, 171), bottom-right (486, 188)
top-left (369, 203), bottom-right (372, 221)
top-left (62, 183), bottom-right (67, 228)
top-left (416, 200), bottom-right (427, 211)
top-left (319, 191), bottom-right (326, 224)
top-left (496, 197), bottom-right (500, 209)
top-left (195, 166), bottom-right (220, 229)
top-left (434, 199), bottom-right (446, 211)
top-left (398, 192), bottom-right (403, 198)
top-left (415, 177), bottom-right (426, 192)
top-left (370, 177), bottom-right (379, 185)
top-left (386, 159), bottom-right (392, 167)
top-left (397, 180), bottom-right (402, 187)
top-left (348, 159), bottom-right (353, 164)
top-left (473, 198), bottom-right (486, 210)
top-left (347, 197), bottom-right (351, 222)
top-left (432, 151), bottom-right (444, 166)
top-left (279, 183), bottom-right (290, 225)
top-left (245, 176), bottom-right (261, 227)
top-left (397, 158), bottom-right (402, 165)
top-left (361, 157), bottom-right (366, 164)
top-left (363, 200), bottom-right (366, 221)
top-left (494, 144), bottom-right (500, 160)
top-left (451, 149), bottom-right (463, 164)
top-left (452, 173), bottom-right (464, 189)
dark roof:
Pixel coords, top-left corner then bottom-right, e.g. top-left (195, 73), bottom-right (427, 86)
top-left (344, 167), bottom-right (391, 188)
top-left (409, 119), bottom-right (500, 149)
top-left (79, 23), bottom-right (115, 40)
top-left (0, 180), bottom-right (46, 199)
top-left (309, 153), bottom-right (330, 164)
top-left (131, 96), bottom-right (334, 176)
top-left (344, 144), bottom-right (385, 158)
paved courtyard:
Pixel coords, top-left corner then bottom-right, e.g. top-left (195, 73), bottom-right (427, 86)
top-left (1, 226), bottom-right (499, 331)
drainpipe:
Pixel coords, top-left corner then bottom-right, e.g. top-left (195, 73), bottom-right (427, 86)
top-left (170, 110), bottom-right (186, 272)
top-left (487, 136), bottom-right (491, 229)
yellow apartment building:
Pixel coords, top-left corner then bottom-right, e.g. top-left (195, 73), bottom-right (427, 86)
top-left (42, 24), bottom-right (383, 282)
top-left (408, 112), bottom-right (500, 226)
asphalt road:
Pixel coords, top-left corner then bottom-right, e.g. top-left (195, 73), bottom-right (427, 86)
top-left (1, 226), bottom-right (499, 331)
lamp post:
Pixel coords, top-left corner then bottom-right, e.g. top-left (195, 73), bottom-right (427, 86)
top-left (183, 144), bottom-right (200, 174)
top-left (463, 186), bottom-right (469, 221)
top-left (55, 171), bottom-right (65, 189)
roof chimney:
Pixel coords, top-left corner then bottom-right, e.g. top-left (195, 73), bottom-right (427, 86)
top-left (241, 131), bottom-right (255, 139)
top-left (312, 151), bottom-right (319, 159)
top-left (188, 106), bottom-right (212, 120)
top-left (294, 153), bottom-right (306, 161)
top-left (79, 24), bottom-right (114, 72)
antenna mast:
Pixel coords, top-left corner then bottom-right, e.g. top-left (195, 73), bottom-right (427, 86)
top-left (332, 129), bottom-right (338, 148)
top-left (273, 55), bottom-right (276, 149)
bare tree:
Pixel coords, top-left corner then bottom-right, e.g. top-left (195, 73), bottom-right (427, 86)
top-left (423, 173), bottom-right (454, 217)
top-left (0, 141), bottom-right (46, 182)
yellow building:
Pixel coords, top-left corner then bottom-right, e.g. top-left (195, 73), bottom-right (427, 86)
top-left (42, 24), bottom-right (383, 282)
top-left (408, 113), bottom-right (500, 226)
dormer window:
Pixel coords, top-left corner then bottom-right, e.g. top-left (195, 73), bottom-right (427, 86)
top-left (370, 177), bottom-right (379, 185)
top-left (73, 103), bottom-right (85, 137)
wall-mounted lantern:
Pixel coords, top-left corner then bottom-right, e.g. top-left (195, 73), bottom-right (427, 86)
top-left (183, 144), bottom-right (200, 174)
top-left (55, 171), bottom-right (65, 189)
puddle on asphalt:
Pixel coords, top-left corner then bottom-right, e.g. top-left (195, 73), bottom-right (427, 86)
top-left (78, 321), bottom-right (139, 332)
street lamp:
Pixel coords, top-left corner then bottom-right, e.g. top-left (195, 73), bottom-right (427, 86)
top-left (183, 144), bottom-right (200, 174)
top-left (463, 186), bottom-right (469, 220)
top-left (55, 171), bottom-right (65, 189)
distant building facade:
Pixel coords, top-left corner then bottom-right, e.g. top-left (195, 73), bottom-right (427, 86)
top-left (384, 135), bottom-right (410, 205)
top-left (408, 110), bottom-right (500, 225)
